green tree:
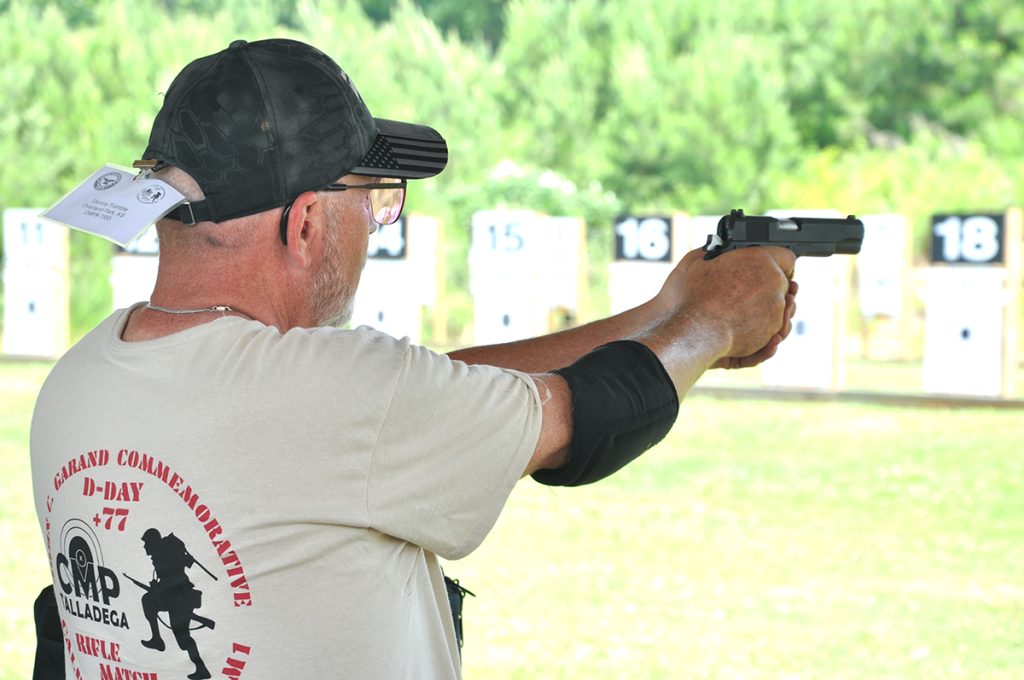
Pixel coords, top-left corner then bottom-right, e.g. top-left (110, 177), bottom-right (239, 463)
top-left (3, 0), bottom-right (1024, 340)
top-left (775, 123), bottom-right (1019, 255)
top-left (492, 0), bottom-right (613, 184)
top-left (599, 19), bottom-right (800, 213)
top-left (354, 0), bottom-right (508, 47)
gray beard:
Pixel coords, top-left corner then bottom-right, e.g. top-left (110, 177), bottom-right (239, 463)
top-left (311, 199), bottom-right (367, 328)
top-left (310, 261), bottom-right (354, 328)
top-left (310, 201), bottom-right (346, 328)
top-left (318, 296), bottom-right (353, 329)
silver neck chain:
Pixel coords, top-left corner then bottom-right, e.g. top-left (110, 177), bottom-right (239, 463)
top-left (145, 302), bottom-right (237, 315)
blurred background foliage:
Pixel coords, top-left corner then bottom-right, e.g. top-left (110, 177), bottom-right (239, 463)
top-left (1, 0), bottom-right (1023, 337)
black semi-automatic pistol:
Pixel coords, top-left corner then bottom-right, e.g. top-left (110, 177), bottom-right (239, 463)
top-left (703, 209), bottom-right (864, 259)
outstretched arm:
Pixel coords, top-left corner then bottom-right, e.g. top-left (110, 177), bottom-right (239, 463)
top-left (450, 245), bottom-right (796, 379)
top-left (452, 246), bottom-right (797, 479)
top-left (447, 296), bottom-right (662, 373)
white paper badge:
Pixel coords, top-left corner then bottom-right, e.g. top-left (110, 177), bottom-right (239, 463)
top-left (41, 165), bottom-right (186, 246)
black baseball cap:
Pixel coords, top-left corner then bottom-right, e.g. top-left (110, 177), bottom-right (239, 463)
top-left (136, 38), bottom-right (447, 225)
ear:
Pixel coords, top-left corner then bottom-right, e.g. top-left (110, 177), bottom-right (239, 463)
top-left (283, 191), bottom-right (323, 268)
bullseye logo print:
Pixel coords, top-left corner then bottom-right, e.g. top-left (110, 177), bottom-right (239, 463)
top-left (55, 520), bottom-right (127, 629)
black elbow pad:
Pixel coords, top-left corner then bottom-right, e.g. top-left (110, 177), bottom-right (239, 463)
top-left (532, 340), bottom-right (679, 487)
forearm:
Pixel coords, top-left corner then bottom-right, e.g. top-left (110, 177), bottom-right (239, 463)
top-left (628, 312), bottom-right (731, 401)
top-left (447, 298), bottom-right (665, 372)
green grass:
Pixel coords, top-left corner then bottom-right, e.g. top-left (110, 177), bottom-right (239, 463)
top-left (1, 361), bottom-right (53, 679)
top-left (2, 362), bottom-right (1023, 678)
top-left (454, 398), bottom-right (1024, 678)
top-left (697, 357), bottom-right (1024, 397)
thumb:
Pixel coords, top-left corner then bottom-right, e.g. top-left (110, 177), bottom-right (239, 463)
top-left (764, 246), bottom-right (797, 278)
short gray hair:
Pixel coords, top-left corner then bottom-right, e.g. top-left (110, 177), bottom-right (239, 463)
top-left (152, 166), bottom-right (205, 202)
top-left (151, 166), bottom-right (263, 249)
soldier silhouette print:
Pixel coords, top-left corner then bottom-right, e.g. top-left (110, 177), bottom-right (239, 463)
top-left (127, 528), bottom-right (216, 680)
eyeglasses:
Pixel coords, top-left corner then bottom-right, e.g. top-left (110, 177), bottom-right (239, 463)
top-left (323, 177), bottom-right (407, 226)
top-left (278, 177), bottom-right (407, 244)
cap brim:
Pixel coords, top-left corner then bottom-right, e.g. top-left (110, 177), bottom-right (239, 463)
top-left (349, 118), bottom-right (448, 179)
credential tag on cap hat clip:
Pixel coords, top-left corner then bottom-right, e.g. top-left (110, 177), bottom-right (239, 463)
top-left (41, 164), bottom-right (187, 246)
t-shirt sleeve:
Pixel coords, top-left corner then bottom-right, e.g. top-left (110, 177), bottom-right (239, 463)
top-left (365, 343), bottom-right (543, 559)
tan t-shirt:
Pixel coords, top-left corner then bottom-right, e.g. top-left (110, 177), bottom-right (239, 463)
top-left (31, 305), bottom-right (542, 679)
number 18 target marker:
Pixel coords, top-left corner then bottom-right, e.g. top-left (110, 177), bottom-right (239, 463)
top-left (931, 214), bottom-right (1004, 264)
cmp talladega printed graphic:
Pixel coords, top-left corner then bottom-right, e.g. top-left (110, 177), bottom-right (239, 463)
top-left (44, 448), bottom-right (255, 679)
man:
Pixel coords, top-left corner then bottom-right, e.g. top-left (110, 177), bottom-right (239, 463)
top-left (31, 39), bottom-right (796, 678)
